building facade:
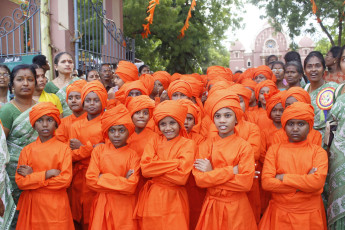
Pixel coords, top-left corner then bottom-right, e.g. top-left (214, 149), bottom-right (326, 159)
top-left (229, 24), bottom-right (315, 71)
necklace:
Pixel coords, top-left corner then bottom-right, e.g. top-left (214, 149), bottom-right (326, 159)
top-left (11, 98), bottom-right (36, 113)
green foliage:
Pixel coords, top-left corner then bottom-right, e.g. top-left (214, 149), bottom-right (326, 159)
top-left (249, 0), bottom-right (345, 46)
top-left (123, 0), bottom-right (243, 73)
top-left (314, 38), bottom-right (332, 55)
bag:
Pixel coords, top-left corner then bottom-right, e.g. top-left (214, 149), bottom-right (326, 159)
top-left (324, 114), bottom-right (338, 147)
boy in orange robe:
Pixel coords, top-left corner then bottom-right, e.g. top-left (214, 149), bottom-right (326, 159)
top-left (15, 102), bottom-right (73, 229)
top-left (69, 81), bottom-right (107, 230)
top-left (134, 100), bottom-right (196, 230)
top-left (55, 80), bottom-right (87, 143)
top-left (193, 90), bottom-right (257, 230)
top-left (254, 80), bottom-right (278, 130)
top-left (272, 87), bottom-right (322, 146)
top-left (241, 78), bottom-right (259, 124)
top-left (259, 102), bottom-right (328, 229)
top-left (86, 104), bottom-right (140, 230)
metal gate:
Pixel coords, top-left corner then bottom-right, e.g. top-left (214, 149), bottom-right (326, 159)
top-left (74, 0), bottom-right (135, 72)
top-left (0, 0), bottom-right (41, 60)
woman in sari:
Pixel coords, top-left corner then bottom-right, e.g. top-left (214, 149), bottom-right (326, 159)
top-left (45, 52), bottom-right (80, 117)
top-left (0, 64), bottom-right (38, 227)
top-left (327, 45), bottom-right (345, 229)
top-left (304, 51), bottom-right (338, 141)
top-left (0, 65), bottom-right (12, 108)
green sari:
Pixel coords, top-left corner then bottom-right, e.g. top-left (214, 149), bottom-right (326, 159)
top-left (51, 77), bottom-right (80, 117)
top-left (6, 107), bottom-right (38, 204)
top-left (0, 125), bottom-right (15, 230)
top-left (328, 94), bottom-right (345, 229)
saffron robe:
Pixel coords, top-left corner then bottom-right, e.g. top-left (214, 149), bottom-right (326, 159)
top-left (193, 134), bottom-right (257, 230)
top-left (259, 140), bottom-right (328, 230)
top-left (55, 113), bottom-right (87, 143)
top-left (135, 135), bottom-right (195, 230)
top-left (15, 137), bottom-right (73, 230)
top-left (69, 115), bottom-right (104, 224)
top-left (86, 140), bottom-right (140, 230)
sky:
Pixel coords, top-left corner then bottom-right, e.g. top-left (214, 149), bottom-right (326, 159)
top-left (223, 3), bottom-right (325, 53)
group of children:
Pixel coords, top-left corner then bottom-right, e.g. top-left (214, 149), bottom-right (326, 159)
top-left (2, 54), bottom-right (331, 230)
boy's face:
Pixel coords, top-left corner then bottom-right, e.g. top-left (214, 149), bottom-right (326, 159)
top-left (68, 91), bottom-right (83, 112)
top-left (34, 115), bottom-right (57, 141)
top-left (158, 116), bottom-right (180, 140)
top-left (83, 92), bottom-right (102, 115)
top-left (285, 119), bottom-right (310, 142)
top-left (214, 107), bottom-right (237, 138)
top-left (259, 86), bottom-right (270, 107)
top-left (284, 96), bottom-right (298, 108)
top-left (128, 89), bottom-right (142, 97)
top-left (108, 125), bottom-right (129, 148)
top-left (171, 92), bottom-right (189, 100)
top-left (270, 103), bottom-right (284, 124)
top-left (132, 109), bottom-right (150, 129)
top-left (184, 113), bottom-right (195, 134)
top-left (238, 96), bottom-right (246, 112)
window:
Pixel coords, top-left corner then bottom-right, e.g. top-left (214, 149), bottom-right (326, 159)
top-left (247, 61), bottom-right (251, 67)
top-left (265, 39), bottom-right (276, 49)
top-left (235, 52), bottom-right (239, 58)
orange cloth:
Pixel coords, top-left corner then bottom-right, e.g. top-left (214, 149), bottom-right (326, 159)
top-left (229, 84), bottom-right (252, 110)
top-left (207, 80), bottom-right (232, 97)
top-left (171, 73), bottom-right (182, 82)
top-left (272, 128), bottom-right (322, 146)
top-left (153, 99), bottom-right (188, 137)
top-left (254, 80), bottom-right (278, 101)
top-left (126, 95), bottom-right (155, 117)
top-left (193, 133), bottom-right (257, 229)
top-left (281, 86), bottom-right (311, 108)
top-left (241, 78), bottom-right (257, 90)
top-left (281, 102), bottom-right (314, 132)
top-left (115, 80), bottom-right (149, 104)
top-left (69, 115), bottom-right (104, 224)
top-left (204, 89), bottom-right (243, 122)
top-left (86, 140), bottom-right (140, 229)
top-left (259, 140), bottom-right (328, 229)
top-left (15, 136), bottom-right (73, 230)
top-left (140, 74), bottom-right (155, 95)
top-left (180, 76), bottom-right (204, 98)
top-left (207, 66), bottom-right (233, 82)
top-left (233, 72), bottom-right (241, 83)
top-left (239, 68), bottom-right (256, 83)
top-left (265, 91), bottom-right (283, 119)
top-left (134, 134), bottom-right (196, 230)
top-left (81, 80), bottom-right (108, 111)
top-left (66, 79), bottom-right (87, 102)
top-left (29, 102), bottom-right (61, 127)
top-left (55, 113), bottom-right (87, 143)
top-left (167, 80), bottom-right (193, 99)
top-left (115, 60), bottom-right (138, 82)
top-left (254, 65), bottom-right (276, 83)
top-left (101, 104), bottom-right (135, 138)
top-left (153, 71), bottom-right (171, 89)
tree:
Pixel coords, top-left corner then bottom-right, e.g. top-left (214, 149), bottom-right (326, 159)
top-left (123, 0), bottom-right (243, 73)
top-left (314, 37), bottom-right (332, 55)
top-left (250, 0), bottom-right (345, 47)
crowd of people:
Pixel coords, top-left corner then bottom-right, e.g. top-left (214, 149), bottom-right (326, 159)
top-left (0, 46), bottom-right (344, 230)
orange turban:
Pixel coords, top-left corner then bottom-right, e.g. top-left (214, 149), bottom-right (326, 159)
top-left (255, 80), bottom-right (278, 100)
top-left (115, 60), bottom-right (138, 82)
top-left (265, 91), bottom-right (283, 119)
top-left (178, 99), bottom-right (200, 125)
top-left (229, 84), bottom-right (252, 110)
top-left (238, 68), bottom-right (255, 83)
top-left (29, 102), bottom-right (61, 127)
top-left (254, 65), bottom-right (276, 83)
top-left (140, 74), bottom-right (155, 95)
top-left (180, 76), bottom-right (204, 98)
top-left (167, 80), bottom-right (193, 99)
top-left (207, 66), bottom-right (233, 82)
top-left (125, 95), bottom-right (155, 117)
top-left (281, 102), bottom-right (314, 132)
top-left (66, 79), bottom-right (87, 101)
top-left (101, 104), bottom-right (135, 138)
top-left (171, 73), bottom-right (182, 82)
top-left (153, 100), bottom-right (188, 137)
top-left (114, 80), bottom-right (148, 104)
top-left (208, 80), bottom-right (232, 97)
top-left (81, 80), bottom-right (108, 111)
top-left (281, 87), bottom-right (311, 108)
top-left (233, 72), bottom-right (241, 83)
top-left (204, 89), bottom-right (243, 123)
top-left (241, 78), bottom-right (257, 91)
top-left (153, 71), bottom-right (171, 89)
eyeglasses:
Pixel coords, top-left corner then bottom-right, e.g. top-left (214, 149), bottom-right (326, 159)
top-left (0, 73), bottom-right (10, 78)
top-left (272, 69), bottom-right (284, 73)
